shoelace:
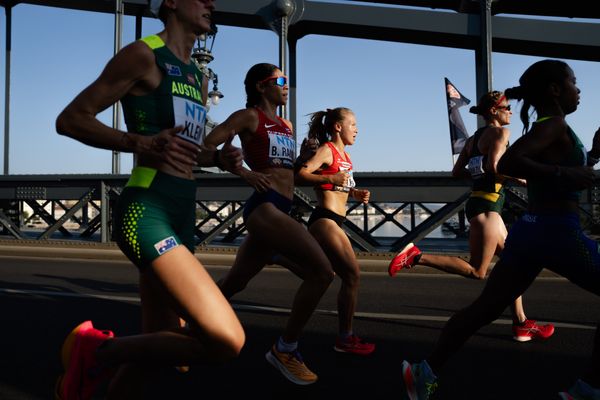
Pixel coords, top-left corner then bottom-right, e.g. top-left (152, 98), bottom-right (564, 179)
top-left (289, 350), bottom-right (304, 364)
top-left (426, 381), bottom-right (439, 396)
top-left (349, 336), bottom-right (372, 347)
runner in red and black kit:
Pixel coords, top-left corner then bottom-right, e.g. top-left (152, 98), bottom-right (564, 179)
top-left (203, 63), bottom-right (334, 386)
top-left (296, 107), bottom-right (375, 355)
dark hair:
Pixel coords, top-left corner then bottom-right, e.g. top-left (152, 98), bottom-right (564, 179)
top-left (307, 107), bottom-right (353, 145)
top-left (469, 90), bottom-right (505, 118)
top-left (244, 63), bottom-right (279, 108)
top-left (504, 59), bottom-right (571, 133)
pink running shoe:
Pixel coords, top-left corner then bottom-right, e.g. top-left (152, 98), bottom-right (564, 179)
top-left (388, 243), bottom-right (422, 277)
top-left (333, 335), bottom-right (375, 356)
top-left (55, 320), bottom-right (114, 400)
top-left (512, 319), bottom-right (555, 342)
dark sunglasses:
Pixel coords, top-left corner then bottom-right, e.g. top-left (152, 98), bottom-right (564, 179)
top-left (496, 104), bottom-right (511, 111)
top-left (259, 75), bottom-right (288, 87)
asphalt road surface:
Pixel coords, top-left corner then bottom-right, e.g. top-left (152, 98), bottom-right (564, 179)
top-left (0, 254), bottom-right (597, 399)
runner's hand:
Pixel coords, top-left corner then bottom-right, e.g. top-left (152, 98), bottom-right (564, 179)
top-left (143, 126), bottom-right (198, 174)
top-left (351, 188), bottom-right (370, 204)
top-left (591, 127), bottom-right (600, 154)
top-left (329, 171), bottom-right (349, 187)
top-left (219, 131), bottom-right (243, 172)
top-left (561, 165), bottom-right (596, 190)
top-left (241, 170), bottom-right (272, 193)
top-left (300, 137), bottom-right (319, 157)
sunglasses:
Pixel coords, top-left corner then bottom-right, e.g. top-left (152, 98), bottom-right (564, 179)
top-left (259, 75), bottom-right (288, 87)
top-left (496, 104), bottom-right (511, 111)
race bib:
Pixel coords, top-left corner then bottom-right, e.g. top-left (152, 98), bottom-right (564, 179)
top-left (335, 162), bottom-right (355, 192)
top-left (173, 95), bottom-right (207, 146)
top-left (268, 132), bottom-right (295, 167)
top-left (467, 155), bottom-right (485, 178)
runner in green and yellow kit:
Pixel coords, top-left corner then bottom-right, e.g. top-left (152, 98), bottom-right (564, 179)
top-left (54, 1), bottom-right (244, 399)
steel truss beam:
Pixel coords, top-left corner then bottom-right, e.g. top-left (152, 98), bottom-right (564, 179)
top-left (0, 173), bottom-right (598, 252)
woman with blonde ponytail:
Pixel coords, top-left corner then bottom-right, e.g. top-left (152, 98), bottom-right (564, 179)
top-left (295, 107), bottom-right (375, 355)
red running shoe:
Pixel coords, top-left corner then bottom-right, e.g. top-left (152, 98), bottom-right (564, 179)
top-left (55, 320), bottom-right (114, 400)
top-left (388, 243), bottom-right (422, 277)
top-left (512, 319), bottom-right (555, 342)
top-left (334, 335), bottom-right (375, 356)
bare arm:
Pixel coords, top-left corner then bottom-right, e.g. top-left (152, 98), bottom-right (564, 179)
top-left (55, 40), bottom-right (198, 172)
top-left (57, 41), bottom-right (153, 152)
top-left (451, 136), bottom-right (473, 179)
top-left (202, 109), bottom-right (256, 151)
top-left (587, 127), bottom-right (600, 164)
top-left (484, 127), bottom-right (526, 185)
top-left (198, 108), bottom-right (256, 169)
top-left (498, 118), bottom-right (595, 190)
top-left (295, 145), bottom-right (347, 187)
top-left (485, 127), bottom-right (510, 175)
top-left (202, 108), bottom-right (274, 191)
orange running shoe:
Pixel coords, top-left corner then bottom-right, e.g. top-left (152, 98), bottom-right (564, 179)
top-left (265, 345), bottom-right (318, 385)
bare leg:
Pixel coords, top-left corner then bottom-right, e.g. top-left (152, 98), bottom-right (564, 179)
top-left (427, 257), bottom-right (542, 374)
top-left (417, 253), bottom-right (476, 278)
top-left (420, 212), bottom-right (527, 322)
top-left (219, 233), bottom-right (271, 299)
top-left (102, 246), bottom-right (245, 398)
top-left (245, 204), bottom-right (334, 342)
top-left (416, 213), bottom-right (498, 279)
top-left (588, 326), bottom-right (600, 387)
top-left (309, 219), bottom-right (360, 335)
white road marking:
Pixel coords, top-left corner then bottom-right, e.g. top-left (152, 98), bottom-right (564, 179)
top-left (1, 287), bottom-right (594, 330)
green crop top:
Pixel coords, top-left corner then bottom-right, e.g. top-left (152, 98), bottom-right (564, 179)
top-left (527, 117), bottom-right (586, 204)
top-left (120, 35), bottom-right (207, 146)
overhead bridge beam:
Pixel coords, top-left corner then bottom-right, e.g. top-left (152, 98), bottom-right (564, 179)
top-left (214, 0), bottom-right (600, 61)
top-left (5, 0), bottom-right (599, 61)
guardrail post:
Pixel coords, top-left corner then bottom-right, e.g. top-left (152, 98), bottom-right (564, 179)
top-left (100, 181), bottom-right (109, 243)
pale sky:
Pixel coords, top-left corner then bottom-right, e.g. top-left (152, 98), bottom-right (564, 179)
top-left (1, 4), bottom-right (599, 175)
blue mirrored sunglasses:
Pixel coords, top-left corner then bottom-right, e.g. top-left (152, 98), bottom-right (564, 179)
top-left (259, 75), bottom-right (288, 87)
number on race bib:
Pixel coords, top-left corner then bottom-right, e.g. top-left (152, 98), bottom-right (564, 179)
top-left (467, 155), bottom-right (485, 178)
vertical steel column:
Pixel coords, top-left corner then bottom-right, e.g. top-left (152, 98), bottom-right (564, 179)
top-left (275, 0), bottom-right (294, 119)
top-left (475, 0), bottom-right (493, 127)
top-left (278, 15), bottom-right (288, 119)
top-left (100, 181), bottom-right (109, 243)
top-left (135, 14), bottom-right (143, 40)
top-left (111, 0), bottom-right (124, 174)
top-left (132, 13), bottom-right (143, 168)
top-left (288, 37), bottom-right (297, 143)
top-left (3, 5), bottom-right (12, 175)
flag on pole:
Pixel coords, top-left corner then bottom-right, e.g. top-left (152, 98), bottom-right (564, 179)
top-left (445, 78), bottom-right (471, 155)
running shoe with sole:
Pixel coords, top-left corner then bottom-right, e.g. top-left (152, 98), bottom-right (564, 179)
top-left (265, 345), bottom-right (318, 385)
top-left (559, 379), bottom-right (600, 400)
top-left (389, 243), bottom-right (422, 277)
top-left (401, 360), bottom-right (438, 400)
top-left (333, 335), bottom-right (375, 356)
top-left (512, 319), bottom-right (555, 342)
top-left (55, 320), bottom-right (114, 400)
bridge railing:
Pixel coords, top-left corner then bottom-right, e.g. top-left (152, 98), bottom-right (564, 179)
top-left (1, 172), bottom-right (598, 252)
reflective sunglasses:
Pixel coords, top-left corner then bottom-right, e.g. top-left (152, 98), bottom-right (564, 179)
top-left (259, 75), bottom-right (288, 87)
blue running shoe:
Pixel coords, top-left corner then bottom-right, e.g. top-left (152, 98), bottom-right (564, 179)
top-left (401, 360), bottom-right (438, 400)
top-left (559, 379), bottom-right (600, 400)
